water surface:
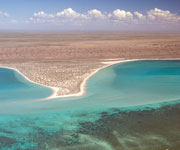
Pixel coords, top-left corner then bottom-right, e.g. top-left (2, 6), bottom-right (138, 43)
top-left (0, 60), bottom-right (180, 150)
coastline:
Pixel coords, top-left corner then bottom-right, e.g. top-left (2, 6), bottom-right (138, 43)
top-left (0, 65), bottom-right (59, 100)
top-left (51, 57), bottom-right (180, 100)
top-left (0, 59), bottom-right (130, 101)
top-left (48, 59), bottom-right (132, 99)
top-left (0, 58), bottom-right (179, 101)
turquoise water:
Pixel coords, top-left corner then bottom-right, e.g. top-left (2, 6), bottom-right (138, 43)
top-left (0, 68), bottom-right (53, 102)
top-left (0, 60), bottom-right (180, 149)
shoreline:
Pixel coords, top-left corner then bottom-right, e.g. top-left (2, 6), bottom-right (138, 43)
top-left (0, 65), bottom-right (60, 100)
top-left (0, 59), bottom-right (131, 101)
top-left (0, 58), bottom-right (180, 101)
top-left (47, 59), bottom-right (131, 99)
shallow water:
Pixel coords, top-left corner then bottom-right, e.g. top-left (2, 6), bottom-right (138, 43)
top-left (0, 68), bottom-right (53, 102)
top-left (0, 60), bottom-right (180, 150)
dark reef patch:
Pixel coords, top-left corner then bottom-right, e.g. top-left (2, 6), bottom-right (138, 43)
top-left (76, 103), bottom-right (180, 150)
top-left (4, 103), bottom-right (178, 150)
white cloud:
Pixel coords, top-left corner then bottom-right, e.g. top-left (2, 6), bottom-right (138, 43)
top-left (28, 8), bottom-right (180, 30)
top-left (0, 8), bottom-right (179, 31)
top-left (56, 8), bottom-right (84, 19)
top-left (0, 11), bottom-right (9, 17)
top-left (134, 11), bottom-right (146, 19)
top-left (110, 9), bottom-right (133, 20)
top-left (30, 8), bottom-right (86, 25)
top-left (147, 8), bottom-right (180, 24)
top-left (33, 11), bottom-right (54, 18)
top-left (31, 8), bottom-right (135, 24)
top-left (87, 9), bottom-right (105, 19)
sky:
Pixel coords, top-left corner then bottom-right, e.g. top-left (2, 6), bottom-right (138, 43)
top-left (0, 0), bottom-right (180, 31)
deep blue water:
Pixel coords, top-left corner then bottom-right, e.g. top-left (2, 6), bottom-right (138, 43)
top-left (0, 60), bottom-right (180, 149)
